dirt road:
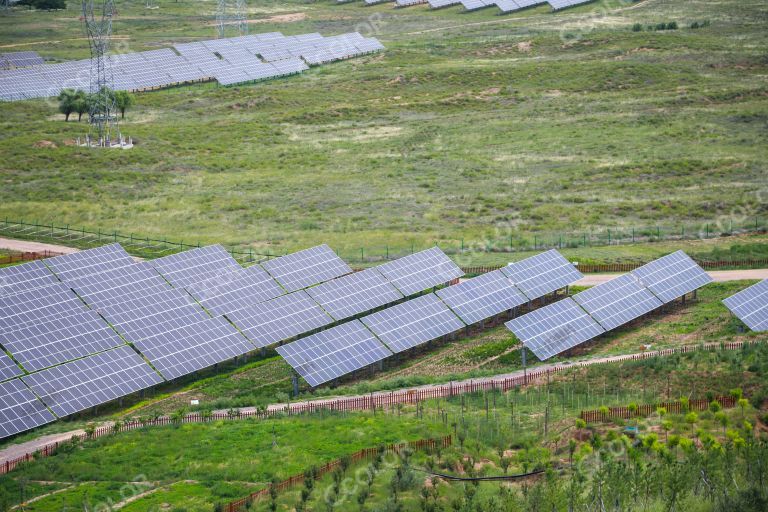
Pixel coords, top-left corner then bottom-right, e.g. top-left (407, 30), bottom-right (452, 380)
top-left (0, 237), bottom-right (78, 255)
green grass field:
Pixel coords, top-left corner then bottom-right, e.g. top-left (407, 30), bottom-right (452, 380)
top-left (1, 0), bottom-right (766, 258)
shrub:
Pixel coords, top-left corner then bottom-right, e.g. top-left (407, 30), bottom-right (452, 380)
top-left (17, 0), bottom-right (66, 9)
top-left (667, 21), bottom-right (678, 30)
top-left (632, 23), bottom-right (643, 32)
top-left (690, 21), bottom-right (700, 29)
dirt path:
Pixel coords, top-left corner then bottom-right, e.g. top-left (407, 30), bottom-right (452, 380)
top-left (0, 237), bottom-right (78, 255)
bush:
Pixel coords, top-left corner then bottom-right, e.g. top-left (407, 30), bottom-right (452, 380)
top-left (632, 23), bottom-right (643, 32)
top-left (690, 21), bottom-right (700, 29)
top-left (666, 21), bottom-right (678, 30)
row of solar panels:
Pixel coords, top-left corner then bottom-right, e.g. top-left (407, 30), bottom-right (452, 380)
top-left (0, 32), bottom-right (385, 101)
top-left (0, 242), bottom-right (467, 438)
top-left (505, 251), bottom-right (715, 360)
top-left (0, 51), bottom-right (44, 70)
top-left (0, 244), bottom-right (584, 438)
top-left (356, 0), bottom-right (592, 13)
top-left (723, 279), bottom-right (768, 332)
top-left (277, 249), bottom-right (585, 386)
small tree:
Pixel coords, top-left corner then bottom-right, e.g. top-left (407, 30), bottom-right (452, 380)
top-left (73, 90), bottom-right (88, 121)
top-left (715, 411), bottom-right (728, 436)
top-left (57, 89), bottom-right (78, 121)
top-left (114, 90), bottom-right (135, 119)
top-left (685, 412), bottom-right (698, 432)
top-left (709, 400), bottom-right (722, 413)
top-left (500, 456), bottom-right (511, 474)
top-left (737, 398), bottom-right (749, 419)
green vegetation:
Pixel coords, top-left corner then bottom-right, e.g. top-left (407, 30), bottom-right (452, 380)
top-left (2, 344), bottom-right (767, 511)
top-left (0, 0), bottom-right (766, 259)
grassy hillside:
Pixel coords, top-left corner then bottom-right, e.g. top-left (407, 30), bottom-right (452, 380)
top-left (1, 0), bottom-right (766, 257)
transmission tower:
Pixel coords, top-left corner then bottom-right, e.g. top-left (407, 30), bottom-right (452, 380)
top-left (81, 0), bottom-right (122, 147)
top-left (216, 0), bottom-right (247, 38)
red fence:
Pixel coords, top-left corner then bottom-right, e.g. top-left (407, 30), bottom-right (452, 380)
top-left (461, 259), bottom-right (768, 276)
top-left (0, 340), bottom-right (756, 476)
top-left (224, 435), bottom-right (452, 512)
top-left (580, 395), bottom-right (737, 423)
top-left (0, 250), bottom-right (63, 265)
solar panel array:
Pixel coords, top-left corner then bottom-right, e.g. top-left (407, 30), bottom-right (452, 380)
top-left (573, 274), bottom-right (662, 330)
top-left (45, 244), bottom-right (135, 282)
top-left (0, 32), bottom-right (385, 101)
top-left (361, 294), bottom-right (465, 353)
top-left (377, 247), bottom-right (464, 296)
top-left (226, 291), bottom-right (334, 348)
top-left (0, 379), bottom-right (55, 439)
top-left (390, 0), bottom-right (580, 14)
top-left (548, 0), bottom-right (593, 10)
top-left (505, 251), bottom-right (711, 360)
top-left (186, 266), bottom-right (285, 316)
top-left (723, 279), bottom-right (768, 332)
top-left (631, 251), bottom-right (713, 304)
top-left (0, 51), bottom-right (44, 70)
top-left (262, 244), bottom-right (352, 292)
top-left (306, 267), bottom-right (403, 321)
top-left (148, 245), bottom-right (242, 288)
top-left (129, 317), bottom-right (255, 380)
top-left (0, 310), bottom-right (126, 372)
top-left (0, 282), bottom-right (90, 336)
top-left (436, 269), bottom-right (528, 324)
top-left (506, 298), bottom-right (605, 361)
top-left (0, 260), bottom-right (58, 297)
top-left (501, 249), bottom-right (583, 300)
top-left (22, 346), bottom-right (163, 417)
top-left (0, 353), bottom-right (23, 382)
top-left (276, 321), bottom-right (392, 387)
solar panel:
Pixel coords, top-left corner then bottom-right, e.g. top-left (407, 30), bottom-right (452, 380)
top-left (0, 353), bottom-right (22, 382)
top-left (225, 291), bottom-right (333, 348)
top-left (276, 320), bottom-right (392, 387)
top-left (723, 279), bottom-right (768, 332)
top-left (631, 251), bottom-right (712, 303)
top-left (22, 346), bottom-right (162, 417)
top-left (95, 288), bottom-right (200, 325)
top-left (0, 310), bottom-right (126, 372)
top-left (306, 267), bottom-right (403, 321)
top-left (500, 250), bottom-right (583, 300)
top-left (261, 245), bottom-right (352, 292)
top-left (361, 293), bottom-right (465, 353)
top-left (65, 263), bottom-right (170, 307)
top-left (107, 306), bottom-right (210, 343)
top-left (376, 248), bottom-right (464, 297)
top-left (0, 260), bottom-right (59, 297)
top-left (0, 283), bottom-right (88, 336)
top-left (435, 269), bottom-right (527, 325)
top-left (149, 245), bottom-right (243, 288)
top-left (573, 273), bottom-right (663, 330)
top-left (44, 244), bottom-right (135, 281)
top-left (186, 265), bottom-right (285, 316)
top-left (130, 317), bottom-right (254, 380)
top-left (504, 298), bottom-right (605, 361)
top-left (0, 379), bottom-right (56, 439)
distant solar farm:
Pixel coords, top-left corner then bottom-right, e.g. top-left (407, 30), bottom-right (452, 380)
top-left (0, 31), bottom-right (384, 102)
top-left (2, 235), bottom-right (759, 440)
top-left (361, 0), bottom-right (593, 14)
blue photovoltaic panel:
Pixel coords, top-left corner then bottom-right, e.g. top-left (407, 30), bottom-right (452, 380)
top-left (306, 267), bottom-right (403, 321)
top-left (276, 320), bottom-right (392, 387)
top-left (107, 304), bottom-right (211, 343)
top-left (361, 293), bottom-right (465, 353)
top-left (0, 353), bottom-right (22, 382)
top-left (96, 288), bottom-right (199, 325)
top-left (262, 245), bottom-right (352, 292)
top-left (149, 245), bottom-right (242, 288)
top-left (631, 251), bottom-right (712, 303)
top-left (225, 291), bottom-right (333, 348)
top-left (130, 317), bottom-right (254, 380)
top-left (65, 263), bottom-right (170, 307)
top-left (376, 247), bottom-right (464, 297)
top-left (504, 298), bottom-right (605, 361)
top-left (23, 345), bottom-right (162, 417)
top-left (500, 250), bottom-right (583, 300)
top-left (436, 269), bottom-right (527, 324)
top-left (0, 283), bottom-right (88, 336)
top-left (723, 279), bottom-right (768, 332)
top-left (44, 244), bottom-right (135, 281)
top-left (0, 379), bottom-right (56, 439)
top-left (0, 310), bottom-right (125, 372)
top-left (186, 265), bottom-right (285, 316)
top-left (0, 260), bottom-right (58, 296)
top-left (573, 273), bottom-right (663, 330)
